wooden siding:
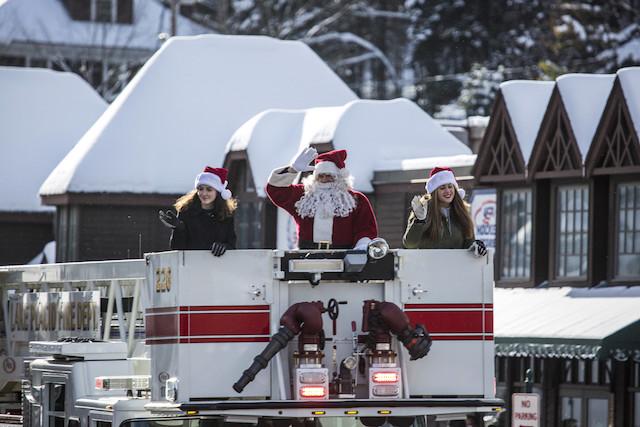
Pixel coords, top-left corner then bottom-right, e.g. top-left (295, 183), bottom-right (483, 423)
top-left (55, 205), bottom-right (171, 262)
top-left (0, 213), bottom-right (53, 265)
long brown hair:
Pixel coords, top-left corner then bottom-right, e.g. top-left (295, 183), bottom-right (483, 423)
top-left (412, 191), bottom-right (474, 241)
top-left (174, 190), bottom-right (237, 220)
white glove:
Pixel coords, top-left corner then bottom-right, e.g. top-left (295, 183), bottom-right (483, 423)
top-left (468, 240), bottom-right (487, 257)
top-left (291, 147), bottom-right (318, 172)
top-left (411, 195), bottom-right (427, 221)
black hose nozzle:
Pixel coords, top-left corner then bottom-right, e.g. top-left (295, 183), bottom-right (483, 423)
top-left (397, 324), bottom-right (432, 360)
top-left (232, 326), bottom-right (296, 393)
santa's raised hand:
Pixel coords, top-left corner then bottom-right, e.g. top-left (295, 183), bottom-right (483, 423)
top-left (291, 147), bottom-right (318, 172)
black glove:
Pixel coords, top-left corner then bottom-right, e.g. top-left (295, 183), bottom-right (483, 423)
top-left (211, 242), bottom-right (228, 257)
top-left (158, 210), bottom-right (181, 229)
top-left (468, 239), bottom-right (487, 257)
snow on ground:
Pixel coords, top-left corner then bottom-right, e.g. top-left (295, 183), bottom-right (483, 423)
top-left (500, 80), bottom-right (554, 165)
top-left (556, 73), bottom-right (615, 160)
top-left (0, 0), bottom-right (208, 50)
top-left (617, 67), bottom-right (640, 138)
top-left (227, 98), bottom-right (472, 194)
top-left (0, 67), bottom-right (106, 212)
top-left (40, 34), bottom-right (357, 196)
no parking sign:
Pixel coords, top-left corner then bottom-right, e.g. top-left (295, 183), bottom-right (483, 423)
top-left (512, 393), bottom-right (540, 427)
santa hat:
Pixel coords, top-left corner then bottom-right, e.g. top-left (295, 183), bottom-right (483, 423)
top-left (426, 167), bottom-right (465, 199)
top-left (194, 166), bottom-right (232, 200)
top-left (314, 149), bottom-right (348, 177)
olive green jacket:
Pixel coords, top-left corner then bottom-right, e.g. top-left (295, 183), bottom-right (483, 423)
top-left (402, 211), bottom-right (474, 249)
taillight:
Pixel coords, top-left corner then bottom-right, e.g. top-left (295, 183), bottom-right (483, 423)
top-left (295, 367), bottom-right (329, 400)
top-left (300, 386), bottom-right (327, 398)
top-left (372, 372), bottom-right (398, 383)
top-left (369, 368), bottom-right (401, 399)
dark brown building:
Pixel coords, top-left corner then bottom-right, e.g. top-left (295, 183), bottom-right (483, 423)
top-left (0, 67), bottom-right (106, 266)
top-left (474, 68), bottom-right (640, 426)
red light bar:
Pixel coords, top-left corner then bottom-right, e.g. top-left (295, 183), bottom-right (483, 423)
top-left (372, 372), bottom-right (399, 383)
top-left (300, 386), bottom-right (326, 398)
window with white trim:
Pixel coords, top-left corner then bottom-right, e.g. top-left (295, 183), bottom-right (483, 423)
top-left (556, 185), bottom-right (589, 278)
top-left (615, 182), bottom-right (640, 278)
top-left (500, 189), bottom-right (532, 280)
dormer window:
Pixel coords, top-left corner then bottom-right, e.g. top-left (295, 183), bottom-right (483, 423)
top-left (63, 0), bottom-right (133, 24)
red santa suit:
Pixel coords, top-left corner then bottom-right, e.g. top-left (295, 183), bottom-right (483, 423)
top-left (266, 149), bottom-right (378, 249)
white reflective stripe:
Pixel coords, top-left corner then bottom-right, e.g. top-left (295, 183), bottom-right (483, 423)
top-left (313, 215), bottom-right (333, 243)
top-left (268, 167), bottom-right (298, 187)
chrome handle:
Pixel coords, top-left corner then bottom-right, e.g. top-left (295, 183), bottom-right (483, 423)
top-left (412, 287), bottom-right (426, 296)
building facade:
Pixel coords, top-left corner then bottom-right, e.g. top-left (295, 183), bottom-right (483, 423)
top-left (473, 68), bottom-right (640, 426)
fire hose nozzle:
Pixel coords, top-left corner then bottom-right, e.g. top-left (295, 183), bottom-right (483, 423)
top-left (232, 326), bottom-right (296, 393)
top-left (398, 324), bottom-right (432, 360)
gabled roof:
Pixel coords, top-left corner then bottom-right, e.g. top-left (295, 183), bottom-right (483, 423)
top-left (556, 73), bottom-right (616, 160)
top-left (227, 98), bottom-right (472, 195)
top-left (40, 35), bottom-right (357, 198)
top-left (500, 80), bottom-right (555, 165)
top-left (0, 0), bottom-right (208, 50)
top-left (617, 67), bottom-right (640, 138)
top-left (0, 67), bottom-right (106, 212)
top-left (495, 286), bottom-right (640, 359)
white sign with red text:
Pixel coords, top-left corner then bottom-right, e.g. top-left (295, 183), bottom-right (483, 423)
top-left (512, 393), bottom-right (540, 427)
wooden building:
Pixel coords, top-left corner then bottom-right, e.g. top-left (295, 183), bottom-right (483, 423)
top-left (474, 68), bottom-right (640, 426)
top-left (39, 34), bottom-right (358, 262)
top-left (0, 0), bottom-right (207, 101)
top-left (0, 67), bottom-right (106, 266)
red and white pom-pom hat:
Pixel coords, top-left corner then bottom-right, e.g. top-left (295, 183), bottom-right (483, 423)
top-left (314, 149), bottom-right (349, 177)
top-left (194, 166), bottom-right (232, 200)
top-left (426, 166), bottom-right (465, 199)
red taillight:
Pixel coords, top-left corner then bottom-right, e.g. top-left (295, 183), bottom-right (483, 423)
top-left (299, 386), bottom-right (326, 398)
top-left (372, 372), bottom-right (399, 383)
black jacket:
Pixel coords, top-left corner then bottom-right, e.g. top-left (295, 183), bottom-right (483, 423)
top-left (170, 204), bottom-right (236, 250)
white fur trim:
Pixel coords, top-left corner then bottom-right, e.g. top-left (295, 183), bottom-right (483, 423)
top-left (268, 166), bottom-right (298, 187)
top-left (195, 172), bottom-right (232, 200)
top-left (426, 170), bottom-right (465, 198)
top-left (313, 215), bottom-right (333, 243)
top-left (314, 161), bottom-right (339, 176)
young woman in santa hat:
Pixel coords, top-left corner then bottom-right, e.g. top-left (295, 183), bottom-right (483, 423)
top-left (403, 167), bottom-right (487, 256)
top-left (158, 167), bottom-right (237, 256)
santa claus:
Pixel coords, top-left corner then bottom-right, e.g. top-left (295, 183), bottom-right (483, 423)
top-left (266, 148), bottom-right (378, 250)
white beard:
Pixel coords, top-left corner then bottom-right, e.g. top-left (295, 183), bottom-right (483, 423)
top-left (295, 175), bottom-right (357, 219)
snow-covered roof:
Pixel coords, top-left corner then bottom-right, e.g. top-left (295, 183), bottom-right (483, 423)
top-left (494, 286), bottom-right (640, 358)
top-left (617, 67), bottom-right (640, 138)
top-left (556, 73), bottom-right (616, 160)
top-left (0, 67), bottom-right (106, 212)
top-left (0, 0), bottom-right (208, 50)
top-left (40, 34), bottom-right (357, 196)
top-left (500, 80), bottom-right (554, 164)
top-left (227, 98), bottom-right (472, 195)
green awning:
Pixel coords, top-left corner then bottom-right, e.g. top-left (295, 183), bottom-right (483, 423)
top-left (494, 286), bottom-right (640, 360)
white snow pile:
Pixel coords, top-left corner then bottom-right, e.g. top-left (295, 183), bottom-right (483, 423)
top-left (617, 67), bottom-right (640, 138)
top-left (0, 0), bottom-right (208, 50)
top-left (40, 34), bottom-right (357, 196)
top-left (227, 98), bottom-right (473, 195)
top-left (500, 80), bottom-right (554, 164)
top-left (556, 73), bottom-right (615, 160)
top-left (0, 67), bottom-right (106, 212)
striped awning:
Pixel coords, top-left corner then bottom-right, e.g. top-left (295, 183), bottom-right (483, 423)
top-left (494, 286), bottom-right (640, 360)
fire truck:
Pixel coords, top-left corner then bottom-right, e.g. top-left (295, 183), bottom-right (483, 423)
top-left (0, 244), bottom-right (501, 427)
